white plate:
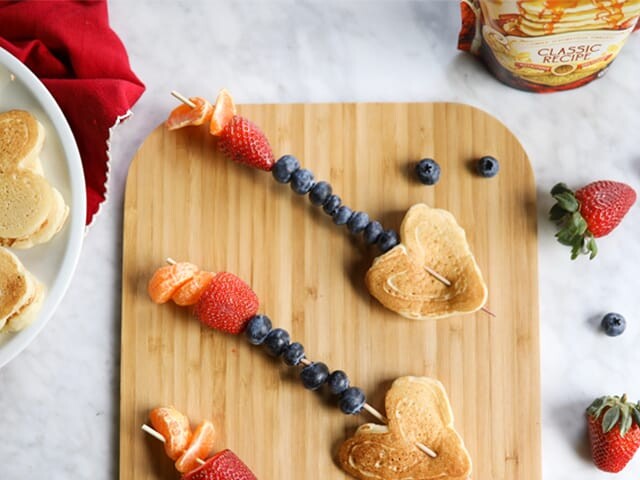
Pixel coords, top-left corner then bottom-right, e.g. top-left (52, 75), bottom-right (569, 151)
top-left (0, 47), bottom-right (85, 367)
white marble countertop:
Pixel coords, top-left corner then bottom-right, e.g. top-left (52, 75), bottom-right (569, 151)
top-left (1, 1), bottom-right (639, 478)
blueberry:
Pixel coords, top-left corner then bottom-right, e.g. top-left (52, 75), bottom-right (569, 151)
top-left (328, 370), bottom-right (350, 395)
top-left (309, 181), bottom-right (332, 206)
top-left (363, 221), bottom-right (383, 245)
top-left (333, 206), bottom-right (353, 225)
top-left (339, 387), bottom-right (366, 415)
top-left (415, 158), bottom-right (441, 185)
top-left (601, 313), bottom-right (626, 337)
top-left (291, 169), bottom-right (315, 194)
top-left (347, 212), bottom-right (369, 234)
top-left (476, 156), bottom-right (499, 178)
top-left (300, 362), bottom-right (330, 390)
top-left (323, 195), bottom-right (341, 216)
top-left (272, 155), bottom-right (300, 183)
top-left (377, 230), bottom-right (399, 253)
top-left (264, 328), bottom-right (290, 356)
top-left (282, 342), bottom-right (305, 366)
top-left (245, 314), bottom-right (272, 345)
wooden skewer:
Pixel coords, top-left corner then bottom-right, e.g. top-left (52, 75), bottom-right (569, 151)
top-left (171, 90), bottom-right (196, 108)
top-left (142, 424), bottom-right (206, 465)
top-left (423, 265), bottom-right (451, 286)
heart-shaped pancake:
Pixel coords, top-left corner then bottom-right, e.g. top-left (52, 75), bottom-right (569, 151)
top-left (365, 204), bottom-right (487, 319)
top-left (338, 376), bottom-right (472, 480)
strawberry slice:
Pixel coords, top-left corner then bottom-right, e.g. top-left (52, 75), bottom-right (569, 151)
top-left (182, 449), bottom-right (257, 480)
top-left (217, 115), bottom-right (275, 171)
top-left (193, 272), bottom-right (259, 334)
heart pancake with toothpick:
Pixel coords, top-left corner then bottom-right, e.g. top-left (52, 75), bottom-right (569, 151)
top-left (338, 376), bottom-right (472, 480)
top-left (365, 203), bottom-right (487, 319)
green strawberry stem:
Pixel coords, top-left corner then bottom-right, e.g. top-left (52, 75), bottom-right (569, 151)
top-left (587, 394), bottom-right (640, 437)
top-left (549, 183), bottom-right (598, 260)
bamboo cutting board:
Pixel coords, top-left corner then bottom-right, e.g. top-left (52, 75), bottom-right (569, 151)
top-left (120, 103), bottom-right (540, 480)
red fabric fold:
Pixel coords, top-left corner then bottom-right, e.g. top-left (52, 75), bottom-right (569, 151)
top-left (0, 0), bottom-right (145, 225)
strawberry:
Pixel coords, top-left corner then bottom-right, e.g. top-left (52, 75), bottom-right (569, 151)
top-left (216, 115), bottom-right (275, 171)
top-left (193, 272), bottom-right (259, 334)
top-left (586, 394), bottom-right (640, 473)
top-left (549, 181), bottom-right (636, 259)
top-left (182, 449), bottom-right (257, 480)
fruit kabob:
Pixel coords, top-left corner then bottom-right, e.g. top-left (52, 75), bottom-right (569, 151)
top-left (141, 406), bottom-right (257, 479)
top-left (148, 259), bottom-right (442, 461)
top-left (165, 89), bottom-right (491, 320)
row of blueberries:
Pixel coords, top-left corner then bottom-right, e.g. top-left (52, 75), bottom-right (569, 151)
top-left (272, 155), bottom-right (400, 254)
top-left (245, 314), bottom-right (366, 415)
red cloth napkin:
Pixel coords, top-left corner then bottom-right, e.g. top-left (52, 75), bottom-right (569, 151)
top-left (0, 0), bottom-right (145, 226)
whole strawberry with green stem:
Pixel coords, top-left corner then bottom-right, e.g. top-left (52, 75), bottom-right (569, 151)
top-left (586, 394), bottom-right (640, 473)
top-left (550, 181), bottom-right (636, 259)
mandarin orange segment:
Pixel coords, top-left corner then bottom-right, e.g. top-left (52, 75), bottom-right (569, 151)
top-left (172, 270), bottom-right (216, 306)
top-left (149, 406), bottom-right (193, 461)
top-left (148, 262), bottom-right (199, 303)
top-left (209, 89), bottom-right (237, 136)
top-left (175, 420), bottom-right (216, 473)
top-left (166, 97), bottom-right (213, 130)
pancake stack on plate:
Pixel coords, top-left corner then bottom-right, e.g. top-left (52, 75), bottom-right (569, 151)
top-left (0, 109), bottom-right (69, 248)
top-left (0, 109), bottom-right (69, 333)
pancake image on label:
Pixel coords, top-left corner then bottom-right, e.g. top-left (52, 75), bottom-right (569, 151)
top-left (338, 376), bottom-right (472, 480)
top-left (365, 204), bottom-right (487, 320)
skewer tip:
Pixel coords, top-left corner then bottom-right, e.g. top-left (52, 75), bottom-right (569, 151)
top-left (481, 306), bottom-right (496, 317)
top-left (170, 90), bottom-right (196, 108)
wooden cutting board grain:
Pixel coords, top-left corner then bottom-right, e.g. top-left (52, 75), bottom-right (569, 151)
top-left (120, 102), bottom-right (540, 480)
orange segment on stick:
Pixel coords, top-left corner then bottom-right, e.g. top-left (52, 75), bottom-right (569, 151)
top-left (209, 89), bottom-right (237, 136)
top-left (148, 262), bottom-right (199, 303)
top-left (175, 420), bottom-right (216, 473)
top-left (172, 270), bottom-right (216, 306)
top-left (149, 406), bottom-right (193, 461)
top-left (166, 97), bottom-right (213, 130)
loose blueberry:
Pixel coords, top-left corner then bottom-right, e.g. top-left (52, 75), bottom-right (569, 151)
top-left (476, 156), bottom-right (499, 178)
top-left (264, 328), bottom-right (290, 356)
top-left (282, 342), bottom-right (305, 366)
top-left (272, 155), bottom-right (300, 183)
top-left (363, 221), bottom-right (384, 245)
top-left (347, 211), bottom-right (370, 234)
top-left (300, 362), bottom-right (330, 390)
top-left (601, 313), bottom-right (626, 337)
top-left (245, 314), bottom-right (272, 345)
top-left (333, 205), bottom-right (353, 226)
top-left (291, 169), bottom-right (315, 194)
top-left (415, 158), bottom-right (441, 185)
top-left (309, 181), bottom-right (332, 206)
top-left (328, 370), bottom-right (350, 395)
top-left (323, 195), bottom-right (341, 216)
top-left (339, 387), bottom-right (366, 415)
top-left (377, 230), bottom-right (399, 253)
